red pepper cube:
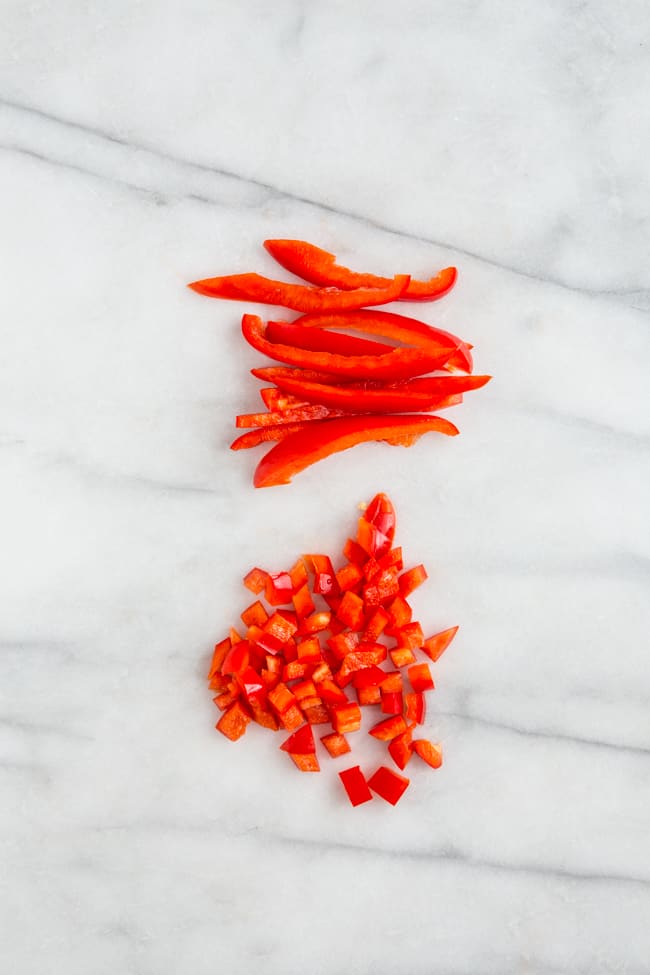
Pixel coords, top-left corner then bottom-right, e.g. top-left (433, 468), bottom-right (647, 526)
top-left (289, 558), bottom-right (308, 592)
top-left (336, 562), bottom-right (364, 592)
top-left (279, 704), bottom-right (304, 730)
top-left (311, 661), bottom-right (333, 683)
top-left (339, 765), bottom-right (373, 806)
top-left (381, 690), bottom-right (404, 715)
top-left (290, 753), bottom-right (320, 772)
top-left (280, 723), bottom-right (315, 754)
top-left (240, 600), bottom-right (269, 629)
top-left (386, 595), bottom-right (412, 629)
top-left (296, 636), bottom-right (322, 664)
top-left (369, 715), bottom-right (408, 741)
top-left (207, 637), bottom-right (231, 681)
top-left (398, 564), bottom-right (428, 598)
top-left (336, 591), bottom-right (365, 631)
top-left (339, 645), bottom-right (388, 681)
top-left (363, 607), bottom-right (390, 643)
top-left (216, 700), bottom-right (251, 741)
top-left (268, 682), bottom-right (297, 715)
top-left (292, 679), bottom-right (318, 703)
top-left (362, 556), bottom-right (381, 581)
top-left (404, 691), bottom-right (427, 725)
top-left (390, 646), bottom-right (416, 668)
top-left (277, 607), bottom-right (299, 628)
top-left (299, 611), bottom-right (331, 635)
top-left (331, 702), bottom-right (362, 734)
top-left (407, 663), bottom-right (434, 693)
top-left (209, 673), bottom-right (230, 694)
top-left (265, 654), bottom-right (283, 675)
top-left (323, 593), bottom-right (343, 615)
top-left (357, 685), bottom-right (381, 706)
top-left (243, 567), bottom-right (268, 595)
top-left (253, 630), bottom-right (285, 658)
top-left (364, 493), bottom-right (396, 542)
top-left (320, 732), bottom-right (351, 758)
top-left (221, 641), bottom-right (250, 676)
top-left (412, 739), bottom-right (443, 768)
top-left (343, 538), bottom-right (367, 565)
top-left (260, 669), bottom-right (280, 690)
top-left (316, 678), bottom-right (349, 706)
top-left (246, 623), bottom-right (265, 645)
top-left (250, 702), bottom-right (279, 731)
top-left (388, 728), bottom-right (413, 770)
top-left (292, 583), bottom-right (315, 619)
top-left (229, 627), bottom-right (244, 645)
top-left (235, 665), bottom-right (266, 705)
top-left (213, 688), bottom-right (238, 711)
top-left (306, 554), bottom-right (338, 596)
top-left (367, 766), bottom-right (410, 805)
top-left (363, 567), bottom-right (400, 608)
top-left (394, 622), bottom-right (424, 650)
top-left (422, 626), bottom-right (459, 663)
top-left (302, 703), bottom-right (330, 725)
top-left (352, 665), bottom-right (387, 690)
top-left (380, 671), bottom-right (403, 693)
top-left (264, 611), bottom-right (298, 644)
top-left (327, 630), bottom-right (359, 662)
top-left (265, 571), bottom-right (294, 606)
top-left (283, 661), bottom-right (310, 682)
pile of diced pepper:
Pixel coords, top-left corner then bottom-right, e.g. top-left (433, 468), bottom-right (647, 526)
top-left (207, 493), bottom-right (457, 807)
top-left (189, 239), bottom-right (490, 487)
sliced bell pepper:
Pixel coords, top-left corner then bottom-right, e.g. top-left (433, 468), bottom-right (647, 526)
top-left (251, 365), bottom-right (358, 386)
top-left (188, 271), bottom-right (410, 311)
top-left (293, 309), bottom-right (473, 374)
top-left (412, 739), bottom-right (443, 769)
top-left (367, 766), bottom-right (410, 805)
top-left (422, 626), bottom-right (459, 662)
top-left (369, 715), bottom-right (408, 741)
top-left (338, 765), bottom-right (373, 806)
top-left (242, 315), bottom-right (458, 382)
top-left (265, 320), bottom-right (395, 357)
top-left (263, 239), bottom-right (457, 302)
top-left (259, 387), bottom-right (307, 411)
top-left (235, 404), bottom-right (345, 428)
top-left (253, 414), bottom-right (459, 488)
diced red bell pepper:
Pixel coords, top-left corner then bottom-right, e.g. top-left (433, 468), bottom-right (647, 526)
top-left (209, 673), bottom-right (231, 695)
top-left (236, 404), bottom-right (344, 428)
top-left (216, 701), bottom-right (251, 741)
top-left (380, 671), bottom-right (403, 692)
top-left (249, 702), bottom-right (279, 730)
top-left (357, 685), bottom-right (382, 706)
top-left (343, 538), bottom-right (368, 565)
top-left (407, 663), bottom-right (435, 693)
top-left (265, 654), bottom-right (283, 675)
top-left (229, 627), bottom-right (244, 644)
top-left (422, 626), bottom-right (459, 662)
top-left (363, 607), bottom-right (390, 642)
top-left (279, 704), bottom-right (305, 730)
top-left (338, 645), bottom-right (388, 681)
top-left (298, 611), bottom-right (331, 635)
top-left (331, 702), bottom-right (362, 734)
top-left (311, 661), bottom-right (333, 683)
top-left (315, 678), bottom-right (349, 706)
top-left (252, 630), bottom-right (285, 657)
top-left (213, 688), bottom-right (239, 711)
top-left (243, 567), bottom-right (268, 595)
top-left (320, 732), bottom-right (351, 758)
top-left (390, 646), bottom-right (417, 668)
top-left (352, 665), bottom-right (388, 689)
top-left (268, 682), bottom-right (297, 715)
top-left (412, 739), bottom-right (443, 769)
top-left (386, 595), bottom-right (412, 629)
top-left (240, 601), bottom-right (269, 628)
top-left (292, 679), bottom-right (318, 703)
top-left (231, 422), bottom-right (316, 451)
top-left (381, 690), bottom-right (404, 715)
top-left (292, 583), bottom-right (315, 619)
top-left (264, 611), bottom-right (298, 644)
top-left (404, 691), bottom-right (427, 725)
top-left (399, 564), bottom-right (429, 598)
top-left (290, 753), bottom-right (320, 772)
top-left (263, 239), bottom-right (457, 302)
top-left (235, 666), bottom-right (266, 705)
top-left (394, 622), bottom-right (424, 650)
top-left (280, 723), bottom-right (316, 754)
top-left (338, 765), bottom-right (373, 806)
top-left (369, 715), bottom-right (408, 741)
top-left (356, 492), bottom-right (396, 557)
top-left (189, 271), bottom-right (410, 311)
top-left (265, 571), bottom-right (293, 606)
top-left (296, 636), bottom-right (323, 664)
top-left (362, 556), bottom-right (381, 581)
top-left (207, 637), bottom-right (231, 680)
top-left (289, 558), bottom-right (308, 590)
top-left (335, 562), bottom-right (364, 592)
top-left (379, 547), bottom-right (403, 572)
top-left (283, 661), bottom-right (310, 682)
top-left (304, 554), bottom-right (338, 595)
top-left (388, 727), bottom-right (413, 771)
top-left (221, 641), bottom-right (250, 676)
top-left (260, 669), bottom-right (279, 691)
top-left (367, 766), bottom-right (410, 805)
top-left (303, 703), bottom-right (330, 725)
top-left (327, 630), bottom-right (359, 661)
top-left (363, 567), bottom-right (401, 608)
top-left (336, 591), bottom-right (366, 631)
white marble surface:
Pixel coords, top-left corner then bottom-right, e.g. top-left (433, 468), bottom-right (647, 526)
top-left (1, 3), bottom-right (649, 973)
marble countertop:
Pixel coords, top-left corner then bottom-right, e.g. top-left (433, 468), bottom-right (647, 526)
top-left (2, 3), bottom-right (649, 973)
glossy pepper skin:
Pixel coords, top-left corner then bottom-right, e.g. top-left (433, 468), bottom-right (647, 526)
top-left (264, 320), bottom-right (394, 357)
top-left (263, 239), bottom-right (457, 302)
top-left (242, 315), bottom-right (459, 382)
top-left (188, 271), bottom-right (410, 312)
top-left (253, 414), bottom-right (459, 488)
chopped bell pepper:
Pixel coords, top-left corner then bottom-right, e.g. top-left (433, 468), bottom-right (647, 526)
top-left (243, 567), bottom-right (268, 595)
top-left (230, 422), bottom-right (315, 451)
top-left (367, 766), bottom-right (410, 805)
top-left (265, 320), bottom-right (395, 357)
top-left (331, 702), bottom-right (362, 734)
top-left (338, 765), bottom-right (373, 806)
top-left (412, 739), bottom-right (443, 769)
top-left (290, 753), bottom-right (320, 772)
top-left (381, 690), bottom-right (404, 715)
top-left (388, 727), bottom-right (414, 770)
top-left (320, 732), bottom-right (351, 758)
top-left (408, 663), bottom-right (435, 693)
top-left (216, 701), bottom-right (251, 741)
top-left (369, 715), bottom-right (408, 741)
top-left (399, 565), bottom-right (429, 598)
top-left (390, 646), bottom-right (417, 668)
top-left (422, 626), bottom-right (459, 662)
top-left (404, 691), bottom-right (427, 725)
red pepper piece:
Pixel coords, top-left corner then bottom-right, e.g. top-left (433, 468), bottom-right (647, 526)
top-left (388, 727), bottom-right (413, 770)
top-left (289, 558), bottom-right (309, 591)
top-left (209, 673), bottom-right (231, 695)
top-left (264, 571), bottom-right (293, 606)
top-left (369, 715), bottom-right (408, 741)
top-left (207, 637), bottom-right (231, 680)
top-left (363, 567), bottom-right (401, 608)
top-left (266, 373), bottom-right (490, 414)
top-left (242, 315), bottom-right (459, 383)
top-left (265, 654), bottom-right (283, 675)
top-left (292, 679), bottom-right (319, 703)
top-left (252, 630), bottom-right (284, 657)
top-left (298, 611), bottom-right (332, 635)
top-left (380, 671), bottom-right (403, 692)
top-left (412, 739), bottom-right (443, 769)
top-left (386, 595), bottom-right (412, 629)
top-left (390, 646), bottom-right (417, 668)
top-left (363, 607), bottom-right (390, 643)
top-left (266, 320), bottom-right (395, 357)
top-left (335, 561), bottom-right (364, 592)
top-left (339, 645), bottom-right (388, 677)
top-left (268, 682), bottom-right (298, 715)
top-left (359, 492), bottom-right (396, 554)
top-left (254, 414), bottom-right (459, 488)
top-left (351, 665), bottom-right (388, 690)
top-left (243, 567), bottom-right (268, 595)
top-left (235, 666), bottom-right (266, 705)
top-left (422, 625), bottom-right (459, 662)
top-left (279, 703), bottom-right (305, 730)
top-left (367, 766), bottom-right (410, 805)
top-left (216, 701), bottom-right (251, 741)
top-left (240, 600), bottom-right (269, 628)
top-left (189, 271), bottom-right (410, 311)
top-left (399, 565), bottom-right (429, 598)
top-left (249, 702), bottom-right (279, 731)
top-left (295, 637), bottom-right (322, 665)
top-left (283, 661), bottom-right (310, 682)
top-left (292, 583), bottom-right (315, 619)
top-left (408, 663), bottom-right (435, 693)
top-left (302, 703), bottom-right (330, 725)
top-left (394, 622), bottom-right (424, 650)
top-left (229, 627), bottom-right (244, 644)
top-left (290, 753), bottom-right (320, 772)
top-left (280, 723), bottom-right (316, 754)
top-left (357, 685), bottom-right (382, 706)
top-left (311, 661), bottom-right (333, 683)
top-left (264, 240), bottom-right (456, 302)
top-left (251, 365), bottom-right (360, 386)
top-left (378, 547), bottom-right (403, 573)
top-left (260, 669), bottom-right (279, 691)
top-left (230, 422), bottom-right (316, 451)
top-left (305, 554), bottom-right (338, 595)
top-left (293, 308), bottom-right (473, 374)
top-left (343, 537), bottom-right (370, 565)
top-left (320, 732), bottom-right (351, 758)
top-left (331, 702), bottom-right (362, 734)
top-left (338, 765), bottom-right (373, 806)
top-left (381, 690), bottom-right (404, 715)
top-left (327, 630), bottom-right (359, 661)
top-left (404, 691), bottom-right (427, 725)
top-left (316, 678), bottom-right (349, 706)
top-left (336, 591), bottom-right (366, 631)
top-left (263, 611), bottom-right (297, 644)
top-left (213, 688), bottom-right (239, 711)
top-left (235, 404), bottom-right (345, 428)
top-left (259, 387), bottom-right (307, 411)
top-left (221, 641), bottom-right (250, 676)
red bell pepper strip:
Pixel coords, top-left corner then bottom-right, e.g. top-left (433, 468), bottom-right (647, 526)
top-left (422, 626), bottom-right (459, 662)
top-left (253, 414), bottom-right (459, 488)
top-left (264, 373), bottom-right (489, 414)
top-left (292, 309), bottom-right (473, 373)
top-left (265, 320), bottom-right (395, 357)
top-left (230, 422), bottom-right (314, 451)
top-left (338, 765), bottom-right (373, 806)
top-left (369, 715), bottom-right (408, 741)
top-left (251, 365), bottom-right (358, 386)
top-left (242, 315), bottom-right (458, 382)
top-left (188, 271), bottom-right (411, 311)
top-left (263, 239), bottom-right (457, 302)
top-left (235, 404), bottom-right (345, 428)
top-left (367, 766), bottom-right (410, 805)
top-left (259, 387), bottom-right (309, 411)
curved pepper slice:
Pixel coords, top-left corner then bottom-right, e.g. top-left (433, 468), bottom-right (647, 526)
top-left (253, 414), bottom-right (459, 488)
top-left (251, 366), bottom-right (358, 386)
top-left (292, 309), bottom-right (473, 373)
top-left (264, 320), bottom-right (394, 357)
top-left (264, 239), bottom-right (457, 302)
top-left (235, 404), bottom-right (345, 428)
top-left (188, 271), bottom-right (410, 312)
top-left (264, 373), bottom-right (489, 414)
top-left (230, 422), bottom-right (314, 451)
top-left (242, 315), bottom-right (459, 382)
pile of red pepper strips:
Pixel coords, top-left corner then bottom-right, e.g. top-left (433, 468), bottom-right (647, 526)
top-left (208, 493), bottom-right (457, 807)
top-left (189, 239), bottom-right (490, 487)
